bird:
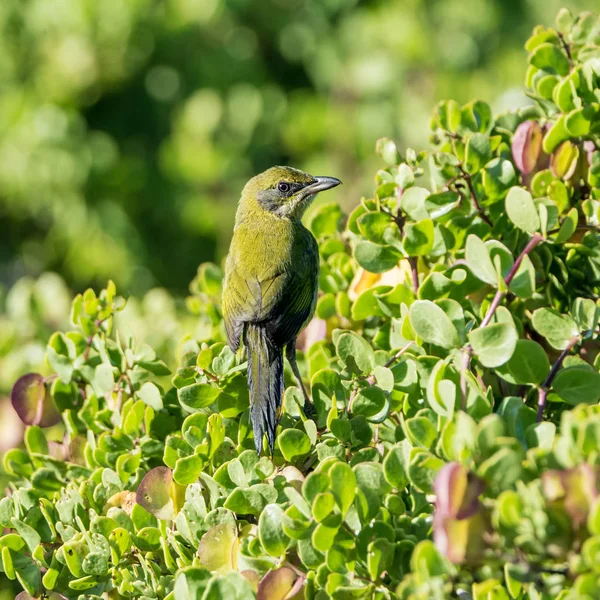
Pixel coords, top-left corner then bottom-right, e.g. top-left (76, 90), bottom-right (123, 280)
top-left (222, 166), bottom-right (341, 454)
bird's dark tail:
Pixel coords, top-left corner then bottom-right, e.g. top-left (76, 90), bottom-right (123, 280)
top-left (245, 324), bottom-right (283, 454)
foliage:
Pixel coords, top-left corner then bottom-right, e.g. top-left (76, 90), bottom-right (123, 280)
top-left (0, 0), bottom-right (595, 293)
top-left (3, 8), bottom-right (600, 599)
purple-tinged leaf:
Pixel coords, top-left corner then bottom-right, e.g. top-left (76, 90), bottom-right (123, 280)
top-left (136, 466), bottom-right (176, 520)
top-left (512, 120), bottom-right (542, 175)
top-left (11, 373), bottom-right (61, 427)
top-left (257, 567), bottom-right (305, 600)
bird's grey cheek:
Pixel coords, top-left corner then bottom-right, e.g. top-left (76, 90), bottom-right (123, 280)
top-left (257, 190), bottom-right (282, 213)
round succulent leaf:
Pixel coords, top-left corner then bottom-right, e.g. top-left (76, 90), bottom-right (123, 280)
top-left (357, 211), bottom-right (394, 244)
top-left (532, 308), bottom-right (579, 350)
top-left (464, 133), bottom-right (492, 174)
top-left (11, 373), bottom-right (61, 427)
top-left (178, 383), bottom-right (220, 411)
top-left (409, 300), bottom-right (461, 349)
top-left (505, 187), bottom-right (540, 233)
top-left (257, 567), bottom-right (304, 600)
top-left (354, 241), bottom-right (402, 274)
top-left (400, 186), bottom-right (430, 221)
top-left (465, 234), bottom-right (497, 285)
top-left (403, 218), bottom-right (435, 256)
top-left (136, 466), bottom-right (176, 520)
top-left (552, 366), bottom-right (600, 405)
top-left (501, 340), bottom-right (550, 385)
top-left (468, 322), bottom-right (518, 368)
top-left (258, 504), bottom-right (288, 558)
top-left (351, 386), bottom-right (386, 418)
top-left (137, 382), bottom-right (163, 411)
top-left (335, 331), bottom-right (375, 375)
top-left (330, 462), bottom-right (356, 516)
top-left (542, 115), bottom-right (570, 154)
top-left (278, 429), bottom-right (311, 463)
top-left (174, 567), bottom-right (212, 600)
top-left (198, 523), bottom-right (239, 574)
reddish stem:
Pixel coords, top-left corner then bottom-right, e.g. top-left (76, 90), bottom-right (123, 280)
top-left (536, 335), bottom-right (580, 422)
top-left (480, 233), bottom-right (544, 328)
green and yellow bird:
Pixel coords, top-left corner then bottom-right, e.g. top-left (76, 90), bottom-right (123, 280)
top-left (222, 166), bottom-right (341, 454)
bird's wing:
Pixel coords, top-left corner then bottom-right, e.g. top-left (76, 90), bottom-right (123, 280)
top-left (222, 237), bottom-right (316, 350)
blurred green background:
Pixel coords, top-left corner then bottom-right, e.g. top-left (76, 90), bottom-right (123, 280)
top-left (0, 0), bottom-right (596, 300)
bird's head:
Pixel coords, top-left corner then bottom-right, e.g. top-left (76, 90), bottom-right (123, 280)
top-left (239, 166), bottom-right (341, 220)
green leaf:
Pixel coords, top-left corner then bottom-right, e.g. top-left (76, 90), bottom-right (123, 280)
top-left (482, 158), bottom-right (517, 198)
top-left (173, 454), bottom-right (205, 486)
top-left (178, 383), bottom-right (220, 411)
top-left (198, 523), bottom-right (238, 574)
top-left (465, 234), bottom-right (496, 285)
top-left (308, 203), bottom-right (343, 238)
top-left (357, 212), bottom-right (393, 244)
top-left (405, 417), bottom-right (437, 449)
top-left (376, 137), bottom-right (400, 166)
top-left (24, 426), bottom-right (48, 455)
top-left (401, 187), bottom-right (430, 221)
top-left (469, 322), bottom-right (518, 368)
top-left (278, 429), bottom-right (311, 462)
top-left (509, 255), bottom-right (535, 298)
top-left (411, 540), bottom-right (451, 578)
top-left (530, 42), bottom-right (570, 76)
top-left (543, 115), bottom-right (570, 154)
top-left (408, 450), bottom-right (445, 494)
top-left (174, 567), bottom-right (212, 600)
top-left (553, 367), bottom-right (600, 405)
top-left (383, 445), bottom-right (409, 490)
top-left (505, 187), bottom-right (540, 233)
top-left (93, 363), bottom-right (115, 396)
top-left (503, 340), bottom-right (550, 385)
top-left (138, 382), bottom-right (163, 411)
top-left (465, 133), bottom-right (492, 174)
top-left (258, 504), bottom-right (288, 558)
top-left (409, 300), bottom-right (461, 349)
top-left (553, 207), bottom-right (578, 244)
top-left (532, 308), bottom-right (579, 350)
top-left (352, 386), bottom-right (387, 418)
top-left (224, 488), bottom-right (267, 515)
top-left (367, 538), bottom-right (395, 581)
top-left (330, 462), bottom-right (356, 516)
top-left (11, 519), bottom-right (41, 554)
top-left (336, 331), bottom-right (375, 375)
top-left (403, 219), bottom-right (435, 256)
top-left (354, 241), bottom-right (401, 273)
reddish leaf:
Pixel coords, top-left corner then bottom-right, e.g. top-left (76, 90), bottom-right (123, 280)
top-left (512, 120), bottom-right (542, 175)
top-left (257, 567), bottom-right (305, 600)
top-left (136, 466), bottom-right (176, 520)
top-left (11, 373), bottom-right (61, 427)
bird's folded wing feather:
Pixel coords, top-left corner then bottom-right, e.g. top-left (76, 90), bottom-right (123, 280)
top-left (223, 261), bottom-right (314, 350)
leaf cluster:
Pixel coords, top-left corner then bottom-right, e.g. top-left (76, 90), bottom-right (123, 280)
top-left (3, 8), bottom-right (600, 600)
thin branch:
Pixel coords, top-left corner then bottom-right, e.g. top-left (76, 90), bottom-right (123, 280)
top-left (459, 233), bottom-right (544, 411)
top-left (460, 348), bottom-right (472, 411)
top-left (557, 31), bottom-right (573, 70)
top-left (536, 335), bottom-right (580, 422)
top-left (456, 165), bottom-right (492, 227)
top-left (480, 233), bottom-right (544, 328)
top-left (197, 366), bottom-right (219, 383)
top-left (408, 257), bottom-right (419, 293)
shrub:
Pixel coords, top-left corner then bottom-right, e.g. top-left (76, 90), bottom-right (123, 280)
top-left (2, 8), bottom-right (600, 600)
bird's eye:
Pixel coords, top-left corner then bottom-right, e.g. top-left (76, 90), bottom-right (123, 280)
top-left (277, 182), bottom-right (290, 193)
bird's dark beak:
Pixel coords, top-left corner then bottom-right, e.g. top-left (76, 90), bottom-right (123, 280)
top-left (303, 176), bottom-right (342, 195)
